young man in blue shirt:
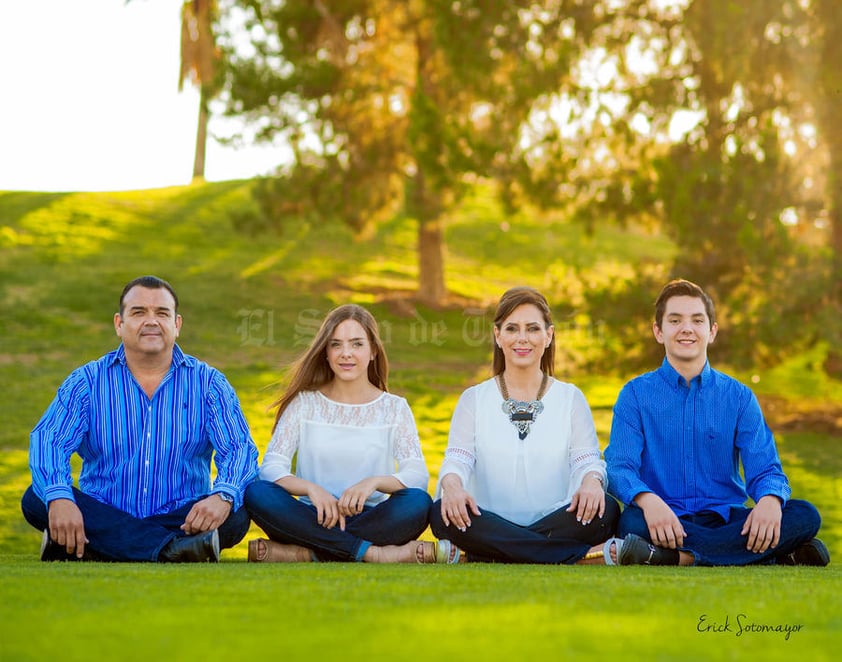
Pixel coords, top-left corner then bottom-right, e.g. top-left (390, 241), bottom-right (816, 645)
top-left (605, 279), bottom-right (828, 566)
top-left (21, 275), bottom-right (259, 562)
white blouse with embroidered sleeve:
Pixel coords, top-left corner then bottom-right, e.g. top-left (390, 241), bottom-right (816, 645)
top-left (437, 386), bottom-right (479, 490)
top-left (436, 378), bottom-right (606, 522)
top-left (566, 386), bottom-right (606, 491)
top-left (259, 390), bottom-right (429, 492)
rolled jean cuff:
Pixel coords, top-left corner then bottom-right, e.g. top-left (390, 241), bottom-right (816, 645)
top-left (355, 540), bottom-right (372, 562)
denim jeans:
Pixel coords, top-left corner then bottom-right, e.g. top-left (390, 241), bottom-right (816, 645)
top-left (617, 499), bottom-right (821, 566)
top-left (244, 480), bottom-right (432, 561)
top-left (429, 496), bottom-right (620, 564)
top-left (21, 484), bottom-right (251, 562)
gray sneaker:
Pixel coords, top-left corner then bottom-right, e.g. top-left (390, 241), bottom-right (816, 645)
top-left (618, 533), bottom-right (680, 566)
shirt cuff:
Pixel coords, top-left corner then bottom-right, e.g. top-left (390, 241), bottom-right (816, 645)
top-left (44, 484), bottom-right (75, 504)
top-left (752, 482), bottom-right (791, 507)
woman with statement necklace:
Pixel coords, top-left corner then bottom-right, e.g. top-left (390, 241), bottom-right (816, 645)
top-left (244, 304), bottom-right (459, 564)
top-left (431, 287), bottom-right (631, 564)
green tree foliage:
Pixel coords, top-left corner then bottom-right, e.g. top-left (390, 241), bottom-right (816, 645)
top-left (661, 0), bottom-right (839, 369)
top-left (216, 0), bottom-right (839, 372)
top-left (807, 0), bottom-right (842, 374)
top-left (219, 0), bottom-right (618, 305)
top-left (585, 0), bottom-right (839, 369)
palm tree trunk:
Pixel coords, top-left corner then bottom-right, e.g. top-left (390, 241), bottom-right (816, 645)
top-left (192, 88), bottom-right (209, 181)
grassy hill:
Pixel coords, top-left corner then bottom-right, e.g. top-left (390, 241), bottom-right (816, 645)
top-left (0, 180), bottom-right (679, 546)
top-left (1, 182), bottom-right (840, 660)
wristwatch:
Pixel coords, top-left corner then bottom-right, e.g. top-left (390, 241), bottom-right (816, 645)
top-left (217, 492), bottom-right (235, 506)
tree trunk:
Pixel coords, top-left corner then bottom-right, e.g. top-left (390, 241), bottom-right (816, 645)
top-left (411, 14), bottom-right (446, 306)
top-left (417, 216), bottom-right (446, 306)
top-left (192, 88), bottom-right (209, 181)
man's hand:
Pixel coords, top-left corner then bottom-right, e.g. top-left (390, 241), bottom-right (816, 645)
top-left (181, 494), bottom-right (232, 535)
top-left (48, 498), bottom-right (88, 558)
top-left (636, 492), bottom-right (686, 549)
top-left (741, 495), bottom-right (782, 553)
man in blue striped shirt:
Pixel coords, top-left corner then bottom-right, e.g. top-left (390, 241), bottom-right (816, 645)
top-left (21, 275), bottom-right (259, 562)
top-left (605, 279), bottom-right (828, 566)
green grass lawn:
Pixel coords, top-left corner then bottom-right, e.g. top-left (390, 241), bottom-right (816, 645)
top-left (1, 182), bottom-right (840, 659)
top-left (1, 560), bottom-right (838, 660)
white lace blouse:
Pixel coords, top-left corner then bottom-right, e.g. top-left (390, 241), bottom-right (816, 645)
top-left (260, 390), bottom-right (429, 506)
top-left (437, 377), bottom-right (606, 526)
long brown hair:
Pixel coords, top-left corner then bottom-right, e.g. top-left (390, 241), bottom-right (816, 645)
top-left (272, 304), bottom-right (389, 429)
top-left (492, 286), bottom-right (555, 376)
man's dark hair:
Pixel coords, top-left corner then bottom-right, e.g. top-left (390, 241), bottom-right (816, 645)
top-left (119, 276), bottom-right (179, 316)
top-left (654, 279), bottom-right (716, 329)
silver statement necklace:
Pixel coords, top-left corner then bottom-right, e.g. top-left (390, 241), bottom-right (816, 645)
top-left (497, 372), bottom-right (550, 440)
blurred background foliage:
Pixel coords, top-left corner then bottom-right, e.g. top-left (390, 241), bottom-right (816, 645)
top-left (193, 0), bottom-right (841, 373)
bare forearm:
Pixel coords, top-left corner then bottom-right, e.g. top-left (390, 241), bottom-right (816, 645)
top-left (368, 475), bottom-right (404, 494)
top-left (278, 474), bottom-right (404, 496)
top-left (276, 475), bottom-right (319, 496)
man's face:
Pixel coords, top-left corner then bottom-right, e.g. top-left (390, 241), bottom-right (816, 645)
top-left (114, 286), bottom-right (181, 358)
top-left (653, 295), bottom-right (717, 367)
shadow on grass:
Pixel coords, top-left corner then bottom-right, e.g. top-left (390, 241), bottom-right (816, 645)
top-left (0, 191), bottom-right (70, 227)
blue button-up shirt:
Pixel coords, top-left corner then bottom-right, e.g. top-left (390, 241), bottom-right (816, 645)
top-left (606, 358), bottom-right (790, 521)
top-left (29, 344), bottom-right (259, 517)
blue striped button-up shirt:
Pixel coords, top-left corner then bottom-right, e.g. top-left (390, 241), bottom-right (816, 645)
top-left (30, 344), bottom-right (259, 517)
top-left (606, 359), bottom-right (791, 521)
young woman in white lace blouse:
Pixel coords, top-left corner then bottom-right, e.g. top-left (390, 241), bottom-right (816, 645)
top-left (245, 304), bottom-right (459, 563)
top-left (431, 287), bottom-right (624, 564)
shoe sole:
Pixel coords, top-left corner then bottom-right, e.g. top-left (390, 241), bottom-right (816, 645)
top-left (39, 529), bottom-right (51, 561)
top-left (210, 529), bottom-right (220, 562)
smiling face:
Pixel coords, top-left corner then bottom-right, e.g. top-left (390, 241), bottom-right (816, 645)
top-left (114, 285), bottom-right (181, 360)
top-left (654, 294), bottom-right (717, 377)
top-left (494, 303), bottom-right (554, 372)
top-left (326, 319), bottom-right (375, 385)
